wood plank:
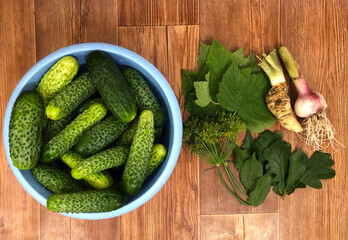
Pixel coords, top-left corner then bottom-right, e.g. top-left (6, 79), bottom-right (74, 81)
top-left (35, 0), bottom-right (80, 59)
top-left (34, 0), bottom-right (81, 238)
top-left (118, 0), bottom-right (198, 26)
top-left (199, 0), bottom-right (280, 215)
top-left (118, 26), bottom-right (172, 240)
top-left (326, 1), bottom-right (348, 239)
top-left (0, 0), bottom-right (40, 239)
top-left (80, 0), bottom-right (118, 43)
top-left (167, 25), bottom-right (199, 240)
top-left (243, 213), bottom-right (279, 240)
top-left (279, 0), bottom-right (348, 239)
top-left (200, 215), bottom-right (243, 240)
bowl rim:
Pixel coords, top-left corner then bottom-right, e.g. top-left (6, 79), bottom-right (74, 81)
top-left (2, 42), bottom-right (182, 220)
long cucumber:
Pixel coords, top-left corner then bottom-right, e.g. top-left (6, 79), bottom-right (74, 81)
top-left (47, 189), bottom-right (126, 213)
top-left (120, 110), bottom-right (155, 195)
top-left (46, 73), bottom-right (96, 120)
top-left (9, 91), bottom-right (44, 169)
top-left (74, 115), bottom-right (128, 157)
top-left (37, 56), bottom-right (79, 103)
top-left (86, 51), bottom-right (137, 123)
top-left (32, 164), bottom-right (84, 193)
top-left (41, 103), bottom-right (107, 163)
top-left (123, 68), bottom-right (165, 127)
top-left (71, 146), bottom-right (129, 180)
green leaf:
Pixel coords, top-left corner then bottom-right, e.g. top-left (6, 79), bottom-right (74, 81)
top-left (239, 53), bottom-right (261, 75)
top-left (241, 130), bottom-right (254, 153)
top-left (198, 42), bottom-right (211, 71)
top-left (194, 81), bottom-right (212, 107)
top-left (264, 140), bottom-right (291, 196)
top-left (181, 69), bottom-right (222, 118)
top-left (206, 39), bottom-right (234, 101)
top-left (240, 153), bottom-right (263, 192)
top-left (234, 145), bottom-right (251, 172)
top-left (249, 172), bottom-right (272, 207)
top-left (217, 61), bottom-right (276, 133)
top-left (285, 148), bottom-right (308, 195)
top-left (302, 151), bottom-right (336, 189)
top-left (252, 130), bottom-right (283, 166)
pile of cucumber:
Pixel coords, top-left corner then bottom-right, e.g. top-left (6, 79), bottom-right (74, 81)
top-left (9, 51), bottom-right (168, 214)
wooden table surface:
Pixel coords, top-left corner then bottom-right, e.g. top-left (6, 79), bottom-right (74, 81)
top-left (1, 0), bottom-right (347, 239)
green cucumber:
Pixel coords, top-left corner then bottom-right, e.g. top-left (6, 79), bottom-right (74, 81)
top-left (9, 91), bottom-right (44, 169)
top-left (123, 68), bottom-right (165, 127)
top-left (120, 110), bottom-right (154, 195)
top-left (71, 146), bottom-right (129, 180)
top-left (37, 56), bottom-right (79, 103)
top-left (61, 151), bottom-right (113, 189)
top-left (147, 144), bottom-right (167, 176)
top-left (43, 111), bottom-right (76, 142)
top-left (117, 117), bottom-right (139, 145)
top-left (74, 115), bottom-right (128, 157)
top-left (77, 98), bottom-right (104, 114)
top-left (86, 51), bottom-right (137, 123)
top-left (117, 117), bottom-right (162, 145)
top-left (46, 73), bottom-right (96, 120)
top-left (47, 189), bottom-right (126, 213)
top-left (32, 164), bottom-right (84, 193)
top-left (41, 103), bottom-right (107, 163)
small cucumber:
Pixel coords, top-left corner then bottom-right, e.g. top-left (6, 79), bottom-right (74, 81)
top-left (147, 144), bottom-right (167, 176)
top-left (77, 98), bottom-right (104, 114)
top-left (32, 164), bottom-right (84, 193)
top-left (47, 189), bottom-right (126, 213)
top-left (86, 51), bottom-right (137, 123)
top-left (120, 110), bottom-right (154, 195)
top-left (46, 73), bottom-right (96, 120)
top-left (37, 56), bottom-right (79, 103)
top-left (61, 151), bottom-right (113, 189)
top-left (123, 68), bottom-right (165, 127)
top-left (41, 103), bottom-right (107, 163)
top-left (43, 111), bottom-right (76, 142)
top-left (74, 115), bottom-right (128, 157)
top-left (9, 91), bottom-right (44, 169)
top-left (71, 146), bottom-right (129, 180)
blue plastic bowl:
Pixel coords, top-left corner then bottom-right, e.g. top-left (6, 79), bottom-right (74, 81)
top-left (2, 43), bottom-right (182, 220)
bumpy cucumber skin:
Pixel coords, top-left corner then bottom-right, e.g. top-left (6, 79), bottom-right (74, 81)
top-left (46, 73), bottom-right (96, 120)
top-left (43, 111), bottom-right (76, 142)
top-left (9, 91), bottom-right (44, 169)
top-left (37, 56), bottom-right (79, 103)
top-left (71, 146), bottom-right (129, 180)
top-left (61, 151), bottom-right (113, 189)
top-left (86, 51), bottom-right (137, 123)
top-left (32, 164), bottom-right (84, 193)
top-left (147, 144), bottom-right (167, 176)
top-left (118, 119), bottom-right (162, 145)
top-left (117, 117), bottom-right (139, 145)
top-left (47, 189), bottom-right (126, 213)
top-left (41, 103), bottom-right (107, 163)
top-left (120, 110), bottom-right (154, 195)
top-left (74, 115), bottom-right (128, 157)
top-left (77, 98), bottom-right (104, 114)
top-left (123, 68), bottom-right (165, 128)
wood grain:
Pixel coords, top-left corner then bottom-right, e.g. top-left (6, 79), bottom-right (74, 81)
top-left (118, 0), bottom-right (198, 26)
top-left (200, 215), bottom-right (243, 240)
top-left (1, 0), bottom-right (348, 239)
top-left (244, 213), bottom-right (279, 240)
top-left (0, 1), bottom-right (40, 239)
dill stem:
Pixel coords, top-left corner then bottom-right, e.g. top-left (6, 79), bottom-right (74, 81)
top-left (224, 163), bottom-right (249, 200)
top-left (216, 165), bottom-right (251, 207)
